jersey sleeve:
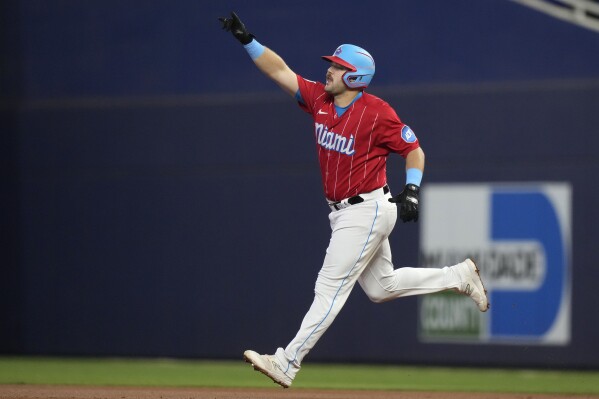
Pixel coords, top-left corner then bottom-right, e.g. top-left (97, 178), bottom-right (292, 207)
top-left (296, 74), bottom-right (325, 115)
top-left (377, 104), bottom-right (420, 158)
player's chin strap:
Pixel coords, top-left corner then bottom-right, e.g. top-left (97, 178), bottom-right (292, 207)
top-left (328, 185), bottom-right (390, 211)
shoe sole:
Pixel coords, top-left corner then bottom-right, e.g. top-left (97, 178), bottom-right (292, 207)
top-left (468, 258), bottom-right (490, 312)
top-left (243, 351), bottom-right (290, 389)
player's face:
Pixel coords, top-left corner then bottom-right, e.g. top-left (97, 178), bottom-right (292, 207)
top-left (325, 62), bottom-right (349, 95)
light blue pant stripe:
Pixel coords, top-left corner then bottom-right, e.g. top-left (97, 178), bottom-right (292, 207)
top-left (285, 202), bottom-right (379, 373)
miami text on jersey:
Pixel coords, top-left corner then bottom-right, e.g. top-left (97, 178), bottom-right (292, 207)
top-left (314, 123), bottom-right (356, 156)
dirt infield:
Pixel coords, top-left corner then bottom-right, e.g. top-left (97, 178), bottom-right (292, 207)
top-left (1, 385), bottom-right (598, 399)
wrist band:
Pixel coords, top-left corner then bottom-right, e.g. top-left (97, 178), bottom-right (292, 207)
top-left (244, 39), bottom-right (265, 60)
top-left (406, 168), bottom-right (423, 186)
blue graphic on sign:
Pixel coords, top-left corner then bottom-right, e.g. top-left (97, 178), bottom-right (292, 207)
top-left (419, 183), bottom-right (570, 345)
top-left (491, 192), bottom-right (564, 337)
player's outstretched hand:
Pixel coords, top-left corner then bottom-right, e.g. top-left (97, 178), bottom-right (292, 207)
top-left (389, 184), bottom-right (420, 222)
top-left (218, 12), bottom-right (254, 45)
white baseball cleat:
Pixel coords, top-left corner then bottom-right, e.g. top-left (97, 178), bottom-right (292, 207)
top-left (454, 258), bottom-right (490, 312)
top-left (243, 350), bottom-right (293, 388)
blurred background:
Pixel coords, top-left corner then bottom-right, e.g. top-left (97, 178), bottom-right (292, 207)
top-left (1, 0), bottom-right (598, 369)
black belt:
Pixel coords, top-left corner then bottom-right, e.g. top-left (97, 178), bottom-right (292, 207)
top-left (330, 185), bottom-right (390, 211)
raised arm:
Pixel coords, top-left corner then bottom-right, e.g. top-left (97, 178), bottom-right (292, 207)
top-left (219, 12), bottom-right (299, 97)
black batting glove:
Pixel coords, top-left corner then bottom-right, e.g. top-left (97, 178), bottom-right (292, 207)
top-left (218, 12), bottom-right (255, 45)
top-left (389, 184), bottom-right (420, 223)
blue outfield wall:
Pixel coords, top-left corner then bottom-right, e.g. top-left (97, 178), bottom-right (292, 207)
top-left (2, 0), bottom-right (599, 368)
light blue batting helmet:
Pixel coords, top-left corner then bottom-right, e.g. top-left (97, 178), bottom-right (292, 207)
top-left (322, 44), bottom-right (375, 89)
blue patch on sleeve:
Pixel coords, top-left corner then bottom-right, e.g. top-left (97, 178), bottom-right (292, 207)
top-left (401, 125), bottom-right (417, 143)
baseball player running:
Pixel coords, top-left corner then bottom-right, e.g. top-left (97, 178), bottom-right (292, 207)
top-left (219, 12), bottom-right (489, 388)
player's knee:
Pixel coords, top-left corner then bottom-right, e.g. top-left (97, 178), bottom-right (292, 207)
top-left (364, 289), bottom-right (390, 304)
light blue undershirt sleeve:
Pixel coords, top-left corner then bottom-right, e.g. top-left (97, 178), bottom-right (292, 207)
top-left (406, 168), bottom-right (423, 186)
top-left (243, 39), bottom-right (265, 60)
top-left (295, 89), bottom-right (305, 104)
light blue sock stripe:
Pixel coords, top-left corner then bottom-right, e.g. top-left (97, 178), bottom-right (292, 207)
top-left (285, 202), bottom-right (379, 373)
top-left (243, 39), bottom-right (265, 60)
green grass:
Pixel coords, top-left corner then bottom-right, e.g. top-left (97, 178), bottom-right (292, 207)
top-left (0, 357), bottom-right (598, 395)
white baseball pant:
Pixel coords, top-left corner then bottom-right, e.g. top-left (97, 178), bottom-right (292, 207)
top-left (275, 188), bottom-right (464, 378)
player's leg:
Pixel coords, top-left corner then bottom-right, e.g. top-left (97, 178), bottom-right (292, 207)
top-left (274, 199), bottom-right (393, 380)
top-left (358, 237), bottom-right (489, 310)
top-left (358, 239), bottom-right (461, 302)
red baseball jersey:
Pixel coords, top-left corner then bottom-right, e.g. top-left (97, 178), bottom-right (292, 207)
top-left (296, 75), bottom-right (420, 201)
